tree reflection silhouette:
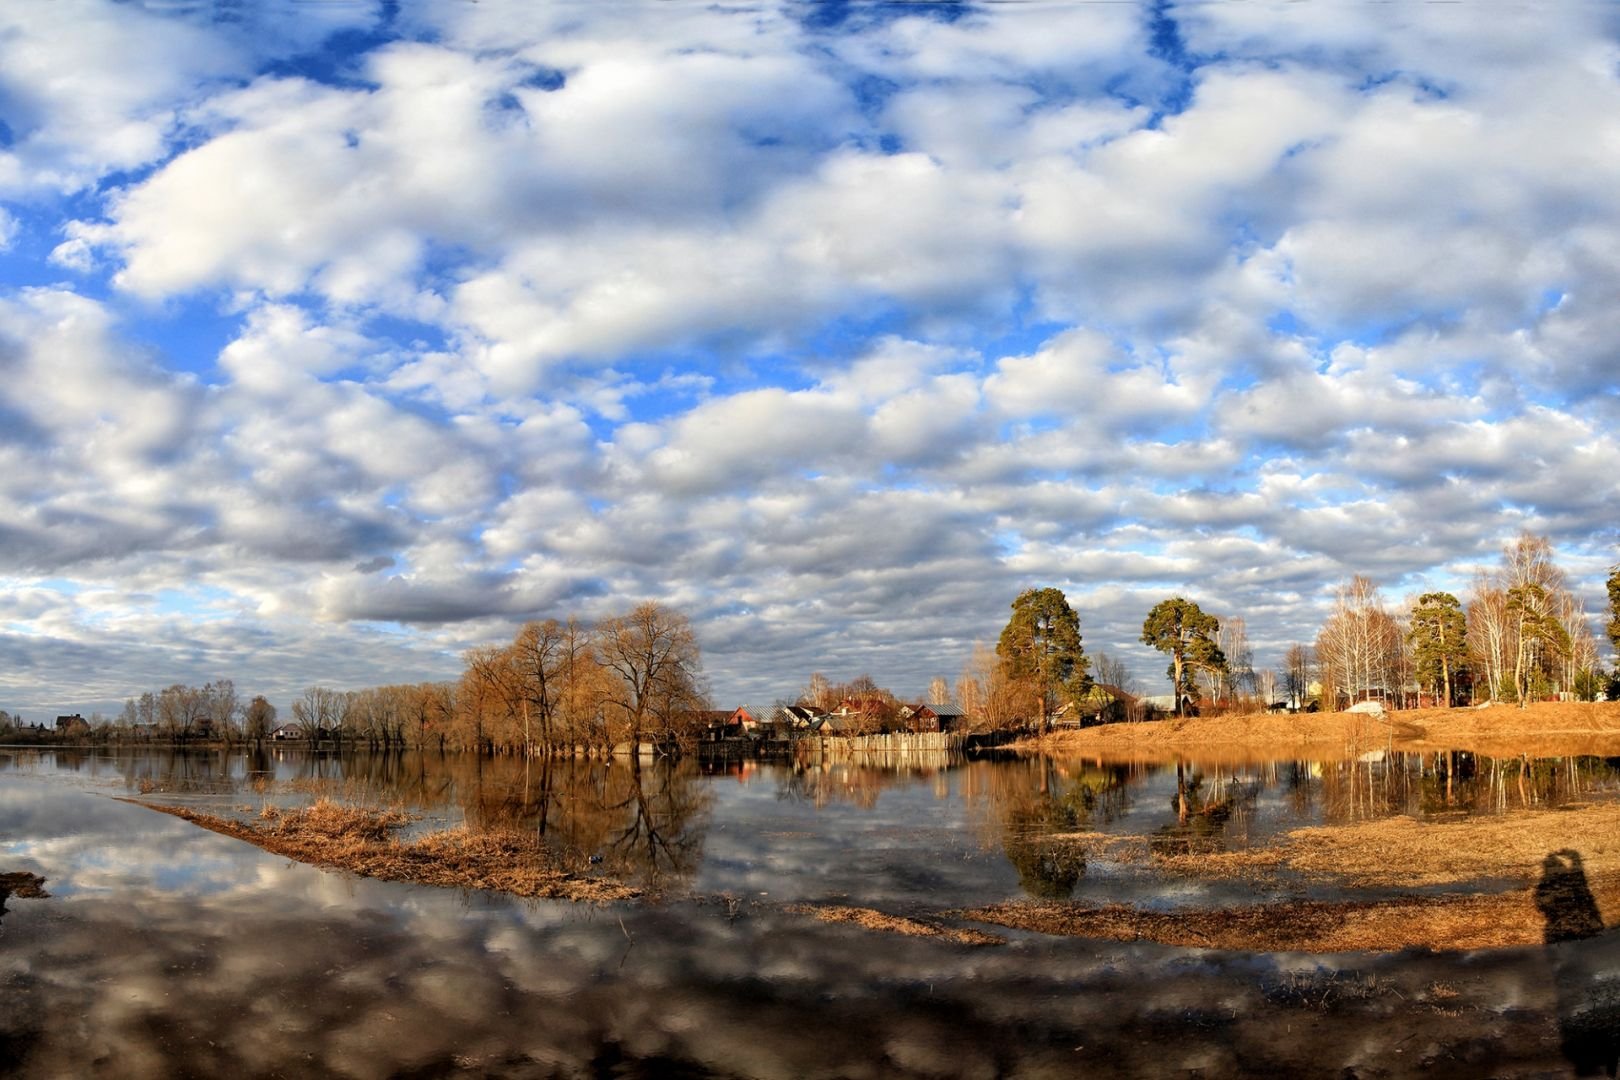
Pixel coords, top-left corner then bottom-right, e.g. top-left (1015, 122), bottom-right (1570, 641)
top-left (989, 759), bottom-right (1129, 899)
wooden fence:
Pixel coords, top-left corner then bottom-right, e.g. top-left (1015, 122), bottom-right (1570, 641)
top-left (794, 731), bottom-right (966, 767)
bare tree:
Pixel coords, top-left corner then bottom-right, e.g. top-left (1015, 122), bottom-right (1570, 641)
top-left (243, 696), bottom-right (277, 740)
top-left (927, 675), bottom-right (951, 706)
top-left (207, 679), bottom-right (241, 739)
top-left (803, 672), bottom-right (835, 711)
top-left (1283, 643), bottom-right (1314, 709)
top-left (511, 619), bottom-right (567, 753)
top-left (291, 686), bottom-right (341, 741)
top-left (957, 643), bottom-right (1033, 733)
top-left (1316, 577), bottom-right (1403, 710)
top-left (1091, 651), bottom-right (1134, 694)
top-left (595, 602), bottom-right (707, 750)
top-left (1218, 616), bottom-right (1255, 705)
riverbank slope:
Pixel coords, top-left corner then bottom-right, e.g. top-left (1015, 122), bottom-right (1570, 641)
top-left (1019, 700), bottom-right (1620, 760)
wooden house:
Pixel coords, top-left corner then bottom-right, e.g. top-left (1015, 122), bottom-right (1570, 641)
top-left (899, 703), bottom-right (968, 733)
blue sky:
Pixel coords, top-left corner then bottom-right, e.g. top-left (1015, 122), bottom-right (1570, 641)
top-left (1, 0), bottom-right (1618, 717)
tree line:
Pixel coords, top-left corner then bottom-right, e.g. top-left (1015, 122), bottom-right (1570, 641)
top-left (1308, 534), bottom-right (1605, 709)
top-left (926, 531), bottom-right (1619, 733)
top-left (283, 601), bottom-right (709, 755)
top-left (5, 602), bottom-right (706, 755)
top-left (12, 532), bottom-right (1619, 749)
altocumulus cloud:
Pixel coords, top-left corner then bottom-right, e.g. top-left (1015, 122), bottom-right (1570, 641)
top-left (0, 0), bottom-right (1617, 716)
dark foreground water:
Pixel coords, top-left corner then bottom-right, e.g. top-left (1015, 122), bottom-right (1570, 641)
top-left (2, 746), bottom-right (1618, 1077)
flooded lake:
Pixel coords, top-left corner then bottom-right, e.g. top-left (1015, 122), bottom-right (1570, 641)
top-left (2, 745), bottom-right (1618, 1076)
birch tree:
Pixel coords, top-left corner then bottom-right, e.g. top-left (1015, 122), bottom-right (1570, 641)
top-left (1316, 576), bottom-right (1402, 709)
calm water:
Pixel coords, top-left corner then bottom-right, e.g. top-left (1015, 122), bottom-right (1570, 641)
top-left (2, 746), bottom-right (1618, 1077)
top-left (9, 745), bottom-right (1619, 906)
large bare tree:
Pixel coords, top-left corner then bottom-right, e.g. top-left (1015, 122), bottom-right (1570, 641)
top-left (595, 602), bottom-right (707, 750)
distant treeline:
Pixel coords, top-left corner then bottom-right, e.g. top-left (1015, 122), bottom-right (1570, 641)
top-left (7, 533), bottom-right (1617, 751)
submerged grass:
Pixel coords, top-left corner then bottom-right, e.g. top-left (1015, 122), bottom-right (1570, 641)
top-left (129, 797), bottom-right (640, 903)
top-left (782, 903), bottom-right (1005, 946)
top-left (961, 892), bottom-right (1542, 953)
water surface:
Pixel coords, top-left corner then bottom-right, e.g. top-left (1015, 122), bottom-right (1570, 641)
top-left (2, 746), bottom-right (1617, 1077)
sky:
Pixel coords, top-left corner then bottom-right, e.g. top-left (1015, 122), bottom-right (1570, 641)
top-left (1, 0), bottom-right (1618, 718)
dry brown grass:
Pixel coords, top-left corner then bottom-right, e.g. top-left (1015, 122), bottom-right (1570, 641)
top-left (1277, 805), bottom-right (1620, 889)
top-left (783, 903), bottom-right (1005, 946)
top-left (962, 892), bottom-right (1539, 953)
top-left (961, 794), bottom-right (1620, 953)
top-left (1024, 700), bottom-right (1620, 761)
top-left (128, 798), bottom-right (639, 903)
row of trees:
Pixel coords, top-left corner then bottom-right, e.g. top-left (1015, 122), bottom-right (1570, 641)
top-left (452, 601), bottom-right (707, 755)
top-left (933, 533), bottom-right (1618, 732)
top-left (1313, 535), bottom-right (1606, 709)
top-left (942, 589), bottom-right (1238, 731)
top-left (23, 533), bottom-right (1620, 747)
top-left (110, 681), bottom-right (275, 741)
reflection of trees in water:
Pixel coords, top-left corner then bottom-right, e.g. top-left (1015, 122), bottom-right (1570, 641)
top-left (98, 747), bottom-right (713, 891)
top-left (1324, 752), bottom-right (1620, 822)
top-left (102, 746), bottom-right (245, 794)
top-left (598, 760), bottom-right (712, 888)
top-left (1197, 752), bottom-right (1620, 828)
top-left (965, 758), bottom-right (1133, 899)
top-left (402, 754), bottom-right (714, 891)
top-left (1150, 761), bottom-right (1259, 856)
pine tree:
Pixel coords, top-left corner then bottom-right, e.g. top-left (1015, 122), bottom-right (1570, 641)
top-left (1141, 598), bottom-right (1227, 716)
top-left (996, 587), bottom-right (1090, 734)
top-left (1408, 592), bottom-right (1468, 707)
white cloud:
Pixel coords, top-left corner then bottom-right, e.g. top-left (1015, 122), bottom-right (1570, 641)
top-left (0, 1), bottom-right (1617, 709)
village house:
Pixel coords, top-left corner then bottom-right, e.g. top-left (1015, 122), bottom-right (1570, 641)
top-left (763, 704), bottom-right (825, 738)
top-left (690, 710), bottom-right (740, 742)
top-left (898, 703), bottom-right (968, 733)
top-left (1066, 684), bottom-right (1138, 726)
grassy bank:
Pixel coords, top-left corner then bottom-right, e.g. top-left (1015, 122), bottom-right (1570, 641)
top-left (1018, 699), bottom-right (1620, 760)
top-left (962, 800), bottom-right (1620, 952)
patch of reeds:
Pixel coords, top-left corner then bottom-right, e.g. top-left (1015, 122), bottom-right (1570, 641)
top-left (0, 871), bottom-right (48, 899)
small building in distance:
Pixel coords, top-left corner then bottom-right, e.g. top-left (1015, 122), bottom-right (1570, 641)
top-left (899, 703), bottom-right (968, 733)
top-left (760, 705), bottom-right (825, 739)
